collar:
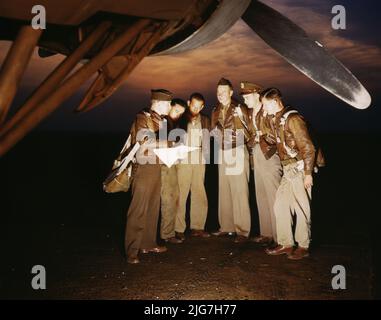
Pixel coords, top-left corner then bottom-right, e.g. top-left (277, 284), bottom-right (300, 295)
top-left (275, 107), bottom-right (287, 119)
top-left (190, 114), bottom-right (201, 124)
top-left (150, 109), bottom-right (166, 120)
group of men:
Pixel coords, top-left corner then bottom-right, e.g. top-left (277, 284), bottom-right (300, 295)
top-left (123, 77), bottom-right (324, 264)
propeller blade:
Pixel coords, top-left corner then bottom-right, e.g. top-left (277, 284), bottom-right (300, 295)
top-left (242, 0), bottom-right (371, 109)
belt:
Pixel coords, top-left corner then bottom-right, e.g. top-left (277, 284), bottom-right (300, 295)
top-left (281, 158), bottom-right (301, 166)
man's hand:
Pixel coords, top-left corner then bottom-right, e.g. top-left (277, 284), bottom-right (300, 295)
top-left (304, 174), bottom-right (313, 189)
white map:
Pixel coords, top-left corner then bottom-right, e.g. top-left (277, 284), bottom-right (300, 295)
top-left (153, 145), bottom-right (200, 168)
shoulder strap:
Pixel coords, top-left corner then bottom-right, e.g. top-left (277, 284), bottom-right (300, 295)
top-left (119, 134), bottom-right (132, 156)
top-left (115, 133), bottom-right (132, 163)
top-left (280, 110), bottom-right (299, 126)
top-left (276, 109), bottom-right (299, 159)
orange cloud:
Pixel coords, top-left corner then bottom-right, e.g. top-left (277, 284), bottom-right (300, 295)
top-left (123, 0), bottom-right (381, 99)
top-left (0, 0), bottom-right (379, 108)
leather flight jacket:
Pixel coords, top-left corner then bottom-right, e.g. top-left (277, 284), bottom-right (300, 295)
top-left (128, 108), bottom-right (169, 163)
top-left (211, 99), bottom-right (252, 150)
top-left (130, 108), bottom-right (163, 145)
top-left (247, 107), bottom-right (278, 159)
top-left (273, 107), bottom-right (316, 175)
top-left (246, 107), bottom-right (260, 154)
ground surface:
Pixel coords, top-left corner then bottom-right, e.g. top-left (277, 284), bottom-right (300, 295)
top-left (0, 133), bottom-right (378, 299)
top-left (1, 227), bottom-right (373, 300)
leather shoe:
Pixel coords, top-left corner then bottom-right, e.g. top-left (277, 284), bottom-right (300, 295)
top-left (234, 235), bottom-right (249, 244)
top-left (265, 245), bottom-right (293, 256)
top-left (140, 246), bottom-right (168, 254)
top-left (266, 241), bottom-right (279, 250)
top-left (288, 247), bottom-right (309, 260)
top-left (175, 232), bottom-right (185, 241)
top-left (211, 231), bottom-right (236, 237)
top-left (164, 237), bottom-right (183, 244)
top-left (191, 229), bottom-right (211, 238)
top-left (127, 256), bottom-right (140, 264)
top-left (252, 235), bottom-right (273, 245)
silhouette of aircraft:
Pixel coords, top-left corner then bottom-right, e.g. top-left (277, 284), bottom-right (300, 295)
top-left (0, 0), bottom-right (372, 156)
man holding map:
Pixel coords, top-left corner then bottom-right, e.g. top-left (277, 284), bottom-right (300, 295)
top-left (125, 89), bottom-right (173, 264)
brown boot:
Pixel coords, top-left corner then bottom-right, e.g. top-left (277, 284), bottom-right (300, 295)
top-left (288, 247), bottom-right (309, 260)
top-left (191, 229), bottom-right (211, 238)
top-left (164, 237), bottom-right (183, 244)
top-left (265, 245), bottom-right (293, 256)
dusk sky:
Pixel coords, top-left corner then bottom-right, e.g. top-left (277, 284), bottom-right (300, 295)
top-left (1, 0), bottom-right (380, 133)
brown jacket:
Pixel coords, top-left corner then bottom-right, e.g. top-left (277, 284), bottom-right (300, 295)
top-left (259, 118), bottom-right (279, 159)
top-left (247, 107), bottom-right (278, 159)
top-left (274, 107), bottom-right (316, 175)
top-left (128, 108), bottom-right (166, 162)
top-left (246, 107), bottom-right (260, 153)
top-left (130, 108), bottom-right (163, 145)
top-left (211, 99), bottom-right (252, 149)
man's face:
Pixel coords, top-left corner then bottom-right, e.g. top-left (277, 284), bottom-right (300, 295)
top-left (262, 98), bottom-right (280, 115)
top-left (217, 85), bottom-right (233, 105)
top-left (169, 104), bottom-right (185, 121)
top-left (188, 99), bottom-right (204, 116)
top-left (153, 100), bottom-right (171, 115)
top-left (243, 93), bottom-right (257, 108)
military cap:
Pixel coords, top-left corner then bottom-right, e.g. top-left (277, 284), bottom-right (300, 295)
top-left (240, 81), bottom-right (263, 95)
top-left (151, 89), bottom-right (173, 101)
top-left (217, 77), bottom-right (233, 89)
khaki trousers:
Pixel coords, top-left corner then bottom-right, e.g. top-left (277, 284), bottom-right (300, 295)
top-left (160, 165), bottom-right (179, 239)
top-left (175, 163), bottom-right (208, 232)
top-left (125, 164), bottom-right (161, 258)
top-left (218, 146), bottom-right (251, 237)
top-left (274, 162), bottom-right (312, 248)
top-left (252, 144), bottom-right (282, 241)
